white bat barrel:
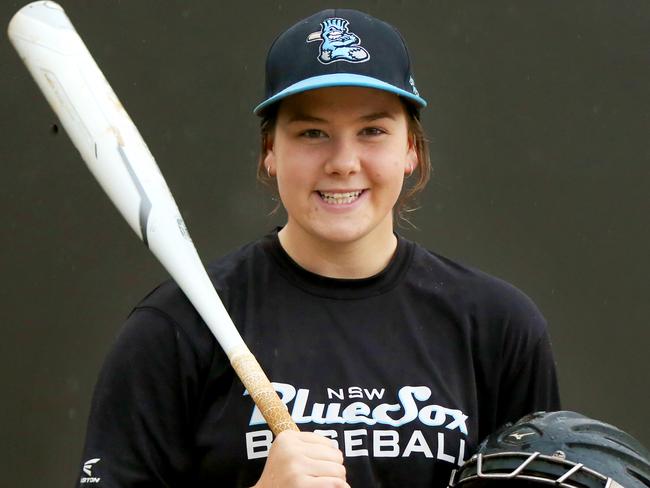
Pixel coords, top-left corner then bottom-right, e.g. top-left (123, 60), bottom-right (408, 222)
top-left (7, 1), bottom-right (243, 355)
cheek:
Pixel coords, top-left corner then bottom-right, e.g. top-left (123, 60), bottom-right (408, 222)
top-left (278, 163), bottom-right (309, 189)
top-left (275, 143), bottom-right (325, 186)
top-left (366, 153), bottom-right (408, 206)
top-left (368, 152), bottom-right (406, 185)
top-left (275, 158), bottom-right (317, 208)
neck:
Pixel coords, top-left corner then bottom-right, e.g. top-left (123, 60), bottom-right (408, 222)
top-left (277, 221), bottom-right (398, 279)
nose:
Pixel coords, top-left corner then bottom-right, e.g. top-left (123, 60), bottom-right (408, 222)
top-left (324, 137), bottom-right (360, 176)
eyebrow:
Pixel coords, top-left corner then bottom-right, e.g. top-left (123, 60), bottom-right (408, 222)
top-left (359, 111), bottom-right (396, 122)
top-left (287, 113), bottom-right (327, 124)
top-left (287, 111), bottom-right (397, 124)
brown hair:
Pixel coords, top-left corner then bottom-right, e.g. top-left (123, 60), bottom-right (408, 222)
top-left (257, 100), bottom-right (431, 225)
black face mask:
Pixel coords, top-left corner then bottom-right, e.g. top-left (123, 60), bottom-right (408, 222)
top-left (448, 411), bottom-right (650, 488)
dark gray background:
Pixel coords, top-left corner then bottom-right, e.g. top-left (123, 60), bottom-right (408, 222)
top-left (1, 1), bottom-right (648, 485)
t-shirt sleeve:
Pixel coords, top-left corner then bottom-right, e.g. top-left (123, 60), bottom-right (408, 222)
top-left (472, 278), bottom-right (561, 439)
top-left (495, 328), bottom-right (561, 426)
top-left (75, 307), bottom-right (207, 487)
top-left (492, 286), bottom-right (561, 429)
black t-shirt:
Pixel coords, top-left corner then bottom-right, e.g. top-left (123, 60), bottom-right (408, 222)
top-left (76, 231), bottom-right (560, 487)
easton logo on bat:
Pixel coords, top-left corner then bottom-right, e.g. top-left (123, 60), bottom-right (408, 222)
top-left (176, 217), bottom-right (192, 242)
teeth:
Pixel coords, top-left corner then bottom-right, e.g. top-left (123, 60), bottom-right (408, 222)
top-left (319, 190), bottom-right (362, 204)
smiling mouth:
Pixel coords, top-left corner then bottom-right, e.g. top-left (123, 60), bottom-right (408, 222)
top-left (318, 190), bottom-right (364, 205)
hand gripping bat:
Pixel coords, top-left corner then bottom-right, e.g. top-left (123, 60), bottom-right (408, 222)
top-left (8, 1), bottom-right (298, 435)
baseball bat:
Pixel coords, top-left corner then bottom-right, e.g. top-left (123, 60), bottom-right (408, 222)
top-left (8, 1), bottom-right (297, 435)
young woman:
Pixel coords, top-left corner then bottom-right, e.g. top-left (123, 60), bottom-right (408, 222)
top-left (77, 9), bottom-right (560, 488)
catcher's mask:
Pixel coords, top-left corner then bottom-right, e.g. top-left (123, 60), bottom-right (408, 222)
top-left (448, 411), bottom-right (650, 488)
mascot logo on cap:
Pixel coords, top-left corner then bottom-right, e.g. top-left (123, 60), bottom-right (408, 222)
top-left (307, 17), bottom-right (370, 64)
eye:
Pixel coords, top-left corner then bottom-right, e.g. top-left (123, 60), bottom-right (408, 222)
top-left (360, 127), bottom-right (387, 136)
top-left (300, 129), bottom-right (327, 139)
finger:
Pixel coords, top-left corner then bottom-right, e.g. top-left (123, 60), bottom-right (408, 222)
top-left (301, 443), bottom-right (344, 464)
top-left (304, 458), bottom-right (347, 479)
top-left (298, 431), bottom-right (339, 446)
top-left (272, 431), bottom-right (334, 453)
top-left (304, 477), bottom-right (351, 488)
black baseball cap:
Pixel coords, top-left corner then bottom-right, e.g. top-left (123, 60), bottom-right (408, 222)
top-left (254, 9), bottom-right (427, 115)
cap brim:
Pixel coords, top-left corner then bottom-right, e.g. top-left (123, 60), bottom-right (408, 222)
top-left (253, 73), bottom-right (427, 115)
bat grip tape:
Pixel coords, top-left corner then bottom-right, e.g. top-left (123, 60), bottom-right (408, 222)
top-left (230, 349), bottom-right (299, 435)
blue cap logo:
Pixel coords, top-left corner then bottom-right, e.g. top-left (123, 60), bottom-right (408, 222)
top-left (307, 17), bottom-right (370, 64)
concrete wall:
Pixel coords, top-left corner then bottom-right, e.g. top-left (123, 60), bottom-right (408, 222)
top-left (1, 1), bottom-right (648, 485)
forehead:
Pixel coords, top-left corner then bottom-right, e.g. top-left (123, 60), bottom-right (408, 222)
top-left (276, 86), bottom-right (407, 121)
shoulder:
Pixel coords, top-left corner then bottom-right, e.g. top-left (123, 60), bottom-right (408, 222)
top-left (142, 237), bottom-right (264, 300)
top-left (131, 237), bottom-right (271, 340)
top-left (205, 238), bottom-right (271, 296)
top-left (408, 240), bottom-right (548, 339)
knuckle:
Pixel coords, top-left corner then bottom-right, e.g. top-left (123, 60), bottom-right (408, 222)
top-left (332, 449), bottom-right (344, 464)
top-left (273, 430), bottom-right (298, 449)
top-left (303, 432), bottom-right (324, 445)
top-left (276, 430), bottom-right (296, 442)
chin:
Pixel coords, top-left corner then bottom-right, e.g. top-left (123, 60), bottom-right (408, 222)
top-left (312, 223), bottom-right (374, 244)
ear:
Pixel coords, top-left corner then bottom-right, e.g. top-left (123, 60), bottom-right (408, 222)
top-left (263, 133), bottom-right (276, 176)
top-left (405, 134), bottom-right (419, 175)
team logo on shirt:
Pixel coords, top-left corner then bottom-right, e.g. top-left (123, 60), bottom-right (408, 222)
top-left (307, 17), bottom-right (370, 64)
top-left (243, 382), bottom-right (470, 465)
top-left (80, 457), bottom-right (101, 484)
